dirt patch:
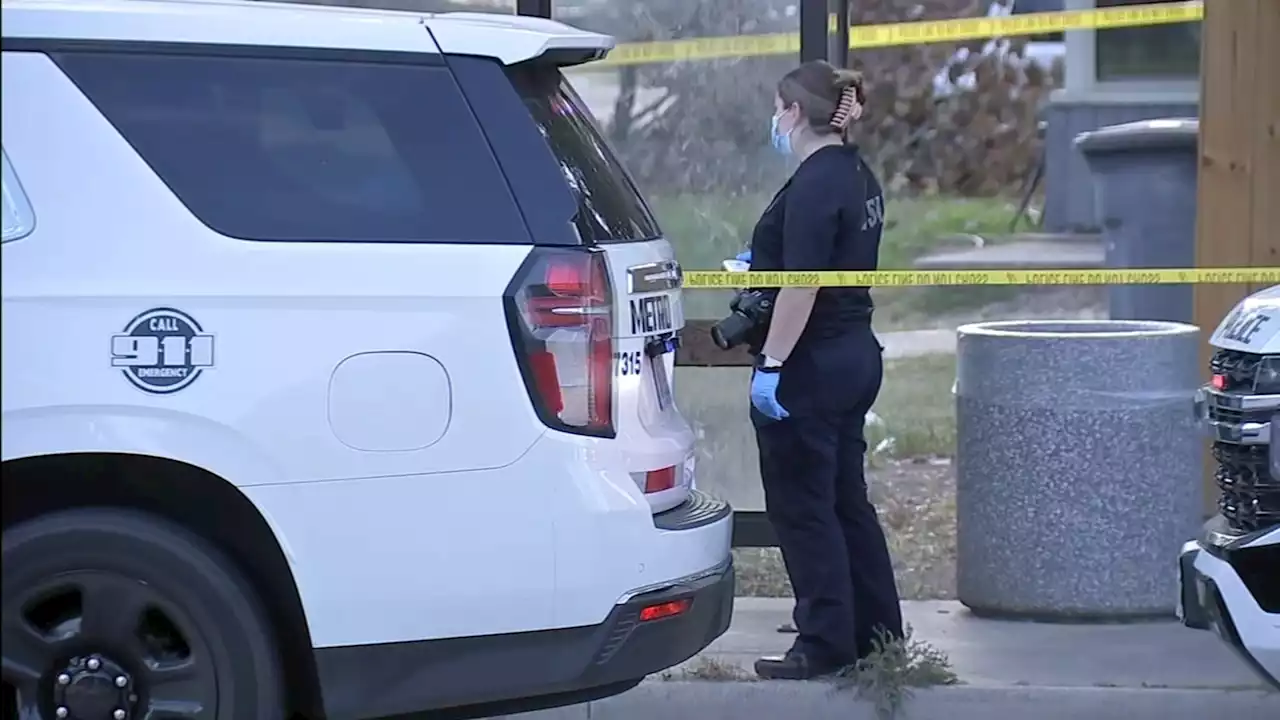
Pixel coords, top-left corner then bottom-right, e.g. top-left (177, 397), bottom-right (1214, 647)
top-left (734, 459), bottom-right (957, 601)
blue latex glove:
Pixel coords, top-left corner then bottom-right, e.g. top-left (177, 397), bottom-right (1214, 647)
top-left (735, 249), bottom-right (752, 265)
top-left (750, 367), bottom-right (789, 420)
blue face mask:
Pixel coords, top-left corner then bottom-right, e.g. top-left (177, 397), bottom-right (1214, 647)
top-left (770, 112), bottom-right (793, 156)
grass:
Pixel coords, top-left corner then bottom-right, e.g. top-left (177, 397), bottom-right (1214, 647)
top-left (653, 193), bottom-right (1018, 322)
top-left (671, 352), bottom-right (962, 707)
top-left (660, 655), bottom-right (758, 682)
top-left (677, 353), bottom-right (959, 514)
top-left (732, 454), bottom-right (958, 602)
top-left (679, 353), bottom-right (960, 601)
top-left (835, 626), bottom-right (960, 720)
top-left (659, 629), bottom-right (960, 720)
top-left (864, 354), bottom-right (957, 461)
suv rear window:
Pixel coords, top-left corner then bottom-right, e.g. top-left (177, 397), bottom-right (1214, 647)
top-left (53, 50), bottom-right (529, 244)
top-left (505, 66), bottom-right (661, 245)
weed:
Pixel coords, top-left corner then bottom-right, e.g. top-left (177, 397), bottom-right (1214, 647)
top-left (665, 655), bottom-right (756, 682)
top-left (834, 625), bottom-right (959, 719)
top-left (689, 354), bottom-right (961, 602)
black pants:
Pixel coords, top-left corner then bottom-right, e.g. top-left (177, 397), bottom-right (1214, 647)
top-left (752, 340), bottom-right (903, 666)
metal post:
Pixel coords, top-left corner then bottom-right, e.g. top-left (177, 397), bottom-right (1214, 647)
top-left (828, 0), bottom-right (850, 68)
top-left (738, 0), bottom-right (853, 552)
top-left (799, 0), bottom-right (828, 63)
top-left (515, 0), bottom-right (552, 19)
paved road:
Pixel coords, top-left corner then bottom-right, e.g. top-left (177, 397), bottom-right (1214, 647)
top-left (535, 683), bottom-right (1278, 720)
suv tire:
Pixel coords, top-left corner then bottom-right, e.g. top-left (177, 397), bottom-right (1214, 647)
top-left (2, 507), bottom-right (284, 720)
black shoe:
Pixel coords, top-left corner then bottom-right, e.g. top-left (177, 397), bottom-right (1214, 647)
top-left (754, 649), bottom-right (842, 680)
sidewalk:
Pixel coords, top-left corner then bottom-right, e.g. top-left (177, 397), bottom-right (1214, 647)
top-left (879, 328), bottom-right (956, 359)
top-left (684, 597), bottom-right (1268, 689)
top-left (502, 598), bottom-right (1278, 720)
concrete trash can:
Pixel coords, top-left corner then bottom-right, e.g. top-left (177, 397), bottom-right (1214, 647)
top-left (1075, 118), bottom-right (1199, 324)
top-left (955, 320), bottom-right (1202, 620)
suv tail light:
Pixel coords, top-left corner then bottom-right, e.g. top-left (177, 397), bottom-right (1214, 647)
top-left (643, 466), bottom-right (676, 494)
top-left (505, 248), bottom-right (614, 438)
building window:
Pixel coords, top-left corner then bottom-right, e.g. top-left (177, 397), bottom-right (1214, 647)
top-left (1095, 0), bottom-right (1200, 81)
top-left (1012, 0), bottom-right (1066, 42)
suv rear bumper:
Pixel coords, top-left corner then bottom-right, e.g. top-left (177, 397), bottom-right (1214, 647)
top-left (1178, 540), bottom-right (1280, 690)
top-left (313, 557), bottom-right (735, 720)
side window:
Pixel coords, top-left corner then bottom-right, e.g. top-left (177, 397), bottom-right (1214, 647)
top-left (53, 50), bottom-right (529, 244)
top-left (2, 149), bottom-right (36, 243)
top-left (504, 64), bottom-right (661, 245)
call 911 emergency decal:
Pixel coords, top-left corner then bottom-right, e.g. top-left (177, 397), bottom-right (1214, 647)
top-left (111, 308), bottom-right (214, 394)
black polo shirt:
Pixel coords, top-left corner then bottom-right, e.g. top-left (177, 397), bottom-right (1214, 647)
top-left (748, 144), bottom-right (884, 350)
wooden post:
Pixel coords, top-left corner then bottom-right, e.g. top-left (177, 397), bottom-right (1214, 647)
top-left (1193, 0), bottom-right (1280, 513)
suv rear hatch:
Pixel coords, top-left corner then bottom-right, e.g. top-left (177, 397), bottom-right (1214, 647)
top-left (501, 61), bottom-right (693, 514)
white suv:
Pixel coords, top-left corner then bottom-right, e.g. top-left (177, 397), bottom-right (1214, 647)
top-left (0, 2), bottom-right (734, 719)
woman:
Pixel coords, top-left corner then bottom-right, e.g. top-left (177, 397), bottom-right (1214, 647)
top-left (745, 60), bottom-right (903, 680)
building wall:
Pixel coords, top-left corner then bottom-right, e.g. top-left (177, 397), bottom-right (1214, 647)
top-left (1043, 0), bottom-right (1200, 232)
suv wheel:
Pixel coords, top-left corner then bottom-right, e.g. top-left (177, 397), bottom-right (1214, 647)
top-left (2, 508), bottom-right (284, 720)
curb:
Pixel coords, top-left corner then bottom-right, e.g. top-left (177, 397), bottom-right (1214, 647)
top-left (505, 681), bottom-right (1279, 720)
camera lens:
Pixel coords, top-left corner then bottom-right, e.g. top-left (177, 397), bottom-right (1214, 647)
top-left (711, 311), bottom-right (755, 351)
top-left (711, 323), bottom-right (731, 350)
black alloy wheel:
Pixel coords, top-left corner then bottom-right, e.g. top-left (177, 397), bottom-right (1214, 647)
top-left (2, 508), bottom-right (285, 720)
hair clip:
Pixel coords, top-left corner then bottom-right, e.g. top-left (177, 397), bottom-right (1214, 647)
top-left (830, 85), bottom-right (863, 131)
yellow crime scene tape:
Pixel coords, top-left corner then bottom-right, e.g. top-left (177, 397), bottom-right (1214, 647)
top-left (598, 0), bottom-right (1203, 67)
top-left (682, 268), bottom-right (1280, 289)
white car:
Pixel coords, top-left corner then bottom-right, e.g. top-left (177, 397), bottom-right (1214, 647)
top-left (0, 2), bottom-right (734, 719)
top-left (1181, 285), bottom-right (1280, 691)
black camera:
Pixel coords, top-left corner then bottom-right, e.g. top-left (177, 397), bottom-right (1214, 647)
top-left (710, 289), bottom-right (775, 350)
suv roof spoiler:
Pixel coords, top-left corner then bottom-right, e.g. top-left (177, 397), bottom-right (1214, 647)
top-left (426, 11), bottom-right (614, 68)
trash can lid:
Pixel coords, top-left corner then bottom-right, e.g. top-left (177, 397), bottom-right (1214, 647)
top-left (1074, 117), bottom-right (1199, 155)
